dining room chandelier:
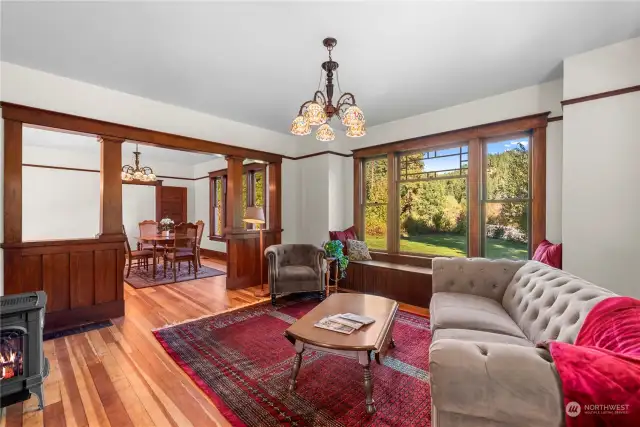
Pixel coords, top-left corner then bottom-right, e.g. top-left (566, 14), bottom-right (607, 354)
top-left (290, 37), bottom-right (365, 141)
top-left (121, 144), bottom-right (157, 182)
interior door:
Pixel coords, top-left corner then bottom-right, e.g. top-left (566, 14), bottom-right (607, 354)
top-left (156, 186), bottom-right (188, 224)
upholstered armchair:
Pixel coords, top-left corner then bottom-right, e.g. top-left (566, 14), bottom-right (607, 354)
top-left (265, 244), bottom-right (325, 305)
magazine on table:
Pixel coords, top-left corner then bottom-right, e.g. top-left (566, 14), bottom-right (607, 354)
top-left (313, 313), bottom-right (376, 334)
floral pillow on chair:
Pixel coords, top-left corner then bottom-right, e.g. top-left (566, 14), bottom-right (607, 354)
top-left (347, 239), bottom-right (372, 261)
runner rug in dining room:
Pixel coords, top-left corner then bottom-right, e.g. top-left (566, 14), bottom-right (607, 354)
top-left (153, 299), bottom-right (432, 427)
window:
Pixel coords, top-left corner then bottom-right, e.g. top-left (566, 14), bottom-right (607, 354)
top-left (210, 175), bottom-right (226, 237)
top-left (209, 163), bottom-right (266, 238)
top-left (482, 134), bottom-right (530, 260)
top-left (399, 146), bottom-right (468, 257)
top-left (363, 157), bottom-right (388, 251)
top-left (353, 113), bottom-right (547, 260)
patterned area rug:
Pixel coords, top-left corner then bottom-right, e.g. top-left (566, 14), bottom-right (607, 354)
top-left (153, 299), bottom-right (432, 426)
top-left (125, 264), bottom-right (225, 288)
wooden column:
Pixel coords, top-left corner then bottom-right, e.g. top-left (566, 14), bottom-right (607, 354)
top-left (3, 120), bottom-right (22, 244)
top-left (531, 127), bottom-right (547, 251)
top-left (386, 152), bottom-right (398, 252)
top-left (467, 138), bottom-right (482, 257)
top-left (268, 162), bottom-right (282, 231)
top-left (225, 156), bottom-right (245, 232)
top-left (98, 136), bottom-right (125, 238)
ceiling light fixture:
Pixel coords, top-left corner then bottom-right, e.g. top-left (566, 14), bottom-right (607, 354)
top-left (121, 144), bottom-right (156, 182)
top-left (291, 37), bottom-right (366, 141)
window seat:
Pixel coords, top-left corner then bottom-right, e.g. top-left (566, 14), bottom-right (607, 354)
top-left (340, 258), bottom-right (433, 308)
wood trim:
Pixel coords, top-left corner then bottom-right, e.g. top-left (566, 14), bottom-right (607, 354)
top-left (98, 136), bottom-right (124, 237)
top-left (22, 163), bottom-right (197, 182)
top-left (1, 102), bottom-right (282, 163)
top-left (3, 120), bottom-right (22, 244)
top-left (352, 112), bottom-right (550, 158)
top-left (23, 163), bottom-right (100, 173)
top-left (287, 151), bottom-right (354, 161)
top-left (531, 127), bottom-right (547, 252)
top-left (548, 116), bottom-right (563, 123)
top-left (561, 84), bottom-right (640, 107)
top-left (386, 153), bottom-right (398, 252)
top-left (199, 248), bottom-right (227, 262)
top-left (122, 179), bottom-right (163, 187)
top-left (467, 138), bottom-right (481, 256)
top-left (268, 162), bottom-right (282, 230)
top-left (353, 157), bottom-right (363, 238)
top-left (225, 156), bottom-right (244, 231)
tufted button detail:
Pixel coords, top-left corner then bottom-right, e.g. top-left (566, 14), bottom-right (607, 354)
top-left (492, 283), bottom-right (498, 290)
top-left (477, 345), bottom-right (488, 356)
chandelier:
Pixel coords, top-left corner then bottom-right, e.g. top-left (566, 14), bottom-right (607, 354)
top-left (121, 144), bottom-right (156, 182)
top-left (290, 37), bottom-right (365, 141)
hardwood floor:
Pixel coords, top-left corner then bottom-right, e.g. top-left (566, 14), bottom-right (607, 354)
top-left (0, 257), bottom-right (428, 427)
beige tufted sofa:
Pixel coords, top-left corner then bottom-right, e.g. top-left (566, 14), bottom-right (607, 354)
top-left (429, 258), bottom-right (615, 427)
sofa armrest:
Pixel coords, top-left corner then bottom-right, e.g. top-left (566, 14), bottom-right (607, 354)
top-left (429, 339), bottom-right (563, 427)
top-left (431, 257), bottom-right (525, 301)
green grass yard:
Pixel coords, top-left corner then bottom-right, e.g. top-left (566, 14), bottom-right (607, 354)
top-left (366, 233), bottom-right (528, 260)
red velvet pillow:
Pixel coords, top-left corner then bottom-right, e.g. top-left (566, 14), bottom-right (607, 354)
top-left (533, 239), bottom-right (562, 269)
top-left (329, 226), bottom-right (357, 255)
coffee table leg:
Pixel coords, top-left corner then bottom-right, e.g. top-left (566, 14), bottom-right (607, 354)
top-left (359, 352), bottom-right (376, 415)
top-left (390, 337), bottom-right (396, 349)
top-left (288, 342), bottom-right (304, 392)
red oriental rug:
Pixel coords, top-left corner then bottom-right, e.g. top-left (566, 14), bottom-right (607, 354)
top-left (153, 298), bottom-right (432, 427)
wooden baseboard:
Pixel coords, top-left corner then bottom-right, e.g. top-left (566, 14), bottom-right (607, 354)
top-left (200, 248), bottom-right (227, 262)
top-left (44, 300), bottom-right (124, 333)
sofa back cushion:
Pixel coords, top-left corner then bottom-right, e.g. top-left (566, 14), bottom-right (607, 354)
top-left (502, 261), bottom-right (615, 344)
top-left (432, 258), bottom-right (526, 302)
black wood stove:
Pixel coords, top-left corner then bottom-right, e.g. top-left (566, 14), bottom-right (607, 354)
top-left (0, 291), bottom-right (49, 410)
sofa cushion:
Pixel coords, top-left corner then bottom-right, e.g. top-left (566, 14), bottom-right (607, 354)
top-left (433, 328), bottom-right (533, 347)
top-left (430, 340), bottom-right (564, 427)
top-left (432, 258), bottom-right (526, 302)
top-left (502, 261), bottom-right (615, 344)
top-left (430, 292), bottom-right (527, 339)
top-left (329, 226), bottom-right (357, 255)
top-left (278, 265), bottom-right (317, 282)
top-left (533, 239), bottom-right (562, 269)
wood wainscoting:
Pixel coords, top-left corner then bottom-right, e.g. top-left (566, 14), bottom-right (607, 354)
top-left (2, 237), bottom-right (125, 332)
top-left (340, 259), bottom-right (433, 308)
top-left (226, 229), bottom-right (280, 290)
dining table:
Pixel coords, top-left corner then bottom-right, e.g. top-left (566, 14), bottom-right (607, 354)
top-left (136, 233), bottom-right (192, 279)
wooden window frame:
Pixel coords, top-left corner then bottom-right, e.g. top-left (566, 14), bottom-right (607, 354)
top-left (208, 162), bottom-right (267, 240)
top-left (353, 112), bottom-right (548, 259)
top-left (481, 132), bottom-right (532, 258)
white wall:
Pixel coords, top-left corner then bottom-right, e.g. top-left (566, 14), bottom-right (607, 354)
top-left (562, 37), bottom-right (640, 297)
top-left (193, 157), bottom-right (227, 253)
top-left (1, 62), bottom-right (300, 157)
top-left (122, 185), bottom-right (155, 248)
top-left (546, 121), bottom-right (563, 243)
top-left (19, 128), bottom-right (197, 243)
top-left (306, 80), bottom-right (566, 246)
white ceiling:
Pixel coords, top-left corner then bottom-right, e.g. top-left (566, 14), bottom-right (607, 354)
top-left (2, 2), bottom-right (640, 134)
top-left (22, 126), bottom-right (221, 165)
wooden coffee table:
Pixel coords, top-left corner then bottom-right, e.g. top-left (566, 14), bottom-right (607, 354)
top-left (284, 293), bottom-right (399, 415)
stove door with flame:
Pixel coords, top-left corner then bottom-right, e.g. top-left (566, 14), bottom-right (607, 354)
top-left (1, 329), bottom-right (25, 381)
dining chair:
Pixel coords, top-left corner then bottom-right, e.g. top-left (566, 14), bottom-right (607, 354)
top-left (123, 226), bottom-right (154, 278)
top-left (195, 220), bottom-right (205, 268)
top-left (163, 222), bottom-right (199, 282)
top-left (138, 220), bottom-right (164, 261)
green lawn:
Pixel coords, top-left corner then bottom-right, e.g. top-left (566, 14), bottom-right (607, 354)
top-left (366, 233), bottom-right (528, 260)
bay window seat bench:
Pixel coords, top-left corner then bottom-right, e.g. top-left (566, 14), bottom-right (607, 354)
top-left (339, 257), bottom-right (433, 308)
